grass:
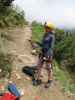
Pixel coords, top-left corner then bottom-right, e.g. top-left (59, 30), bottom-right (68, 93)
top-left (53, 60), bottom-right (75, 94)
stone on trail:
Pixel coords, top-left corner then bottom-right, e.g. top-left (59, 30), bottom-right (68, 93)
top-left (25, 76), bottom-right (31, 81)
top-left (0, 69), bottom-right (2, 73)
top-left (18, 88), bottom-right (25, 96)
top-left (31, 49), bottom-right (37, 55)
top-left (15, 73), bottom-right (21, 80)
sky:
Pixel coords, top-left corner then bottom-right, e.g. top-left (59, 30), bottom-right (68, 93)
top-left (13, 0), bottom-right (75, 28)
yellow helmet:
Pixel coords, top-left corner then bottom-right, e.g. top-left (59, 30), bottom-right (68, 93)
top-left (45, 22), bottom-right (55, 30)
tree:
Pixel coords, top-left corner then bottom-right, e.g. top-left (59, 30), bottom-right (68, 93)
top-left (0, 0), bottom-right (15, 15)
top-left (0, 0), bottom-right (14, 6)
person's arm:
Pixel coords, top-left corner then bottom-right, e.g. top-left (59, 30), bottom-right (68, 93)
top-left (35, 41), bottom-right (43, 47)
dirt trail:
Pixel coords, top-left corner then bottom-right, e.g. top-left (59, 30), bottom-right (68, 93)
top-left (5, 26), bottom-right (74, 100)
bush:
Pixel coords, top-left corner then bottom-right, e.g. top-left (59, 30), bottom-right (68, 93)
top-left (0, 32), bottom-right (12, 78)
top-left (0, 53), bottom-right (12, 78)
top-left (0, 0), bottom-right (14, 6)
top-left (0, 4), bottom-right (27, 27)
top-left (55, 30), bottom-right (75, 73)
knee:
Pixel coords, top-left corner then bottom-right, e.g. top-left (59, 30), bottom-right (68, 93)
top-left (47, 63), bottom-right (52, 72)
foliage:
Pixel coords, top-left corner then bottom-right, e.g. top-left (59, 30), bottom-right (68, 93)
top-left (0, 53), bottom-right (12, 78)
top-left (0, 0), bottom-right (14, 6)
top-left (54, 61), bottom-right (75, 94)
top-left (0, 0), bottom-right (14, 13)
top-left (0, 0), bottom-right (27, 28)
top-left (32, 21), bottom-right (44, 42)
top-left (55, 30), bottom-right (75, 72)
top-left (0, 32), bottom-right (12, 78)
top-left (0, 7), bottom-right (27, 27)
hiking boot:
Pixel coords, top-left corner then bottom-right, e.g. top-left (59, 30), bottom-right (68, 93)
top-left (32, 79), bottom-right (42, 86)
top-left (45, 80), bottom-right (52, 88)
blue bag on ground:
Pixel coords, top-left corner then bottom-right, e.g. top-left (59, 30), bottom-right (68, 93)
top-left (8, 83), bottom-right (21, 97)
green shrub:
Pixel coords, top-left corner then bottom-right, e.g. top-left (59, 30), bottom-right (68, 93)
top-left (32, 21), bottom-right (44, 42)
top-left (0, 53), bottom-right (12, 78)
top-left (55, 30), bottom-right (75, 72)
top-left (0, 5), bottom-right (27, 28)
top-left (54, 61), bottom-right (75, 94)
top-left (0, 32), bottom-right (12, 78)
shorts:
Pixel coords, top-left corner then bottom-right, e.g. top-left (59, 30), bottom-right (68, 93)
top-left (39, 48), bottom-right (53, 62)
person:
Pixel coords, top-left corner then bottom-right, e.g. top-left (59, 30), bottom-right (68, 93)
top-left (33, 22), bottom-right (55, 88)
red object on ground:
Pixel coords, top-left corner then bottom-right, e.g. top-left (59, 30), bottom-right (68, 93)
top-left (35, 96), bottom-right (40, 100)
top-left (0, 93), bottom-right (17, 100)
top-left (0, 96), bottom-right (2, 100)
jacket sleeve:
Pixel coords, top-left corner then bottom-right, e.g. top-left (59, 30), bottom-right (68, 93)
top-left (50, 35), bottom-right (55, 50)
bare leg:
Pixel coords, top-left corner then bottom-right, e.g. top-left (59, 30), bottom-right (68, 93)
top-left (33, 55), bottom-right (43, 86)
top-left (45, 61), bottom-right (53, 88)
top-left (36, 58), bottom-right (43, 80)
top-left (47, 62), bottom-right (53, 81)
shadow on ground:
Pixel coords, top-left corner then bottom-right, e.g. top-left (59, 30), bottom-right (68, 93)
top-left (22, 66), bottom-right (37, 80)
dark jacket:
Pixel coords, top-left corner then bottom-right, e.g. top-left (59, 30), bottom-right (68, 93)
top-left (42, 32), bottom-right (55, 57)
